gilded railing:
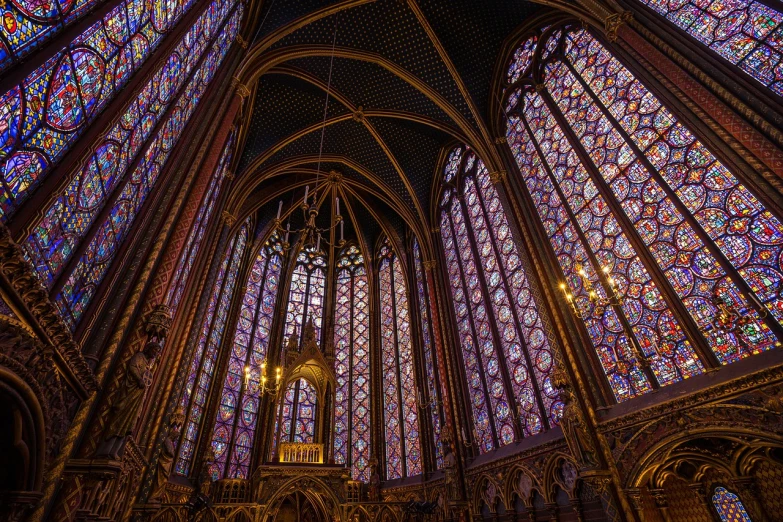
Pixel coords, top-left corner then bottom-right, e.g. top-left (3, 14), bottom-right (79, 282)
top-left (278, 442), bottom-right (324, 463)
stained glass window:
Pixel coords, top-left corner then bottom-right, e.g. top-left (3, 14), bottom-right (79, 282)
top-left (635, 0), bottom-right (783, 96)
top-left (175, 222), bottom-right (247, 476)
top-left (31, 2), bottom-right (243, 330)
top-left (439, 146), bottom-right (562, 454)
top-left (0, 0), bottom-right (207, 219)
top-left (502, 24), bottom-right (783, 402)
top-left (282, 244), bottom-right (326, 349)
top-left (276, 378), bottom-right (317, 444)
top-left (712, 486), bottom-right (753, 521)
top-left (0, 0), bottom-right (204, 73)
top-left (412, 238), bottom-right (444, 469)
top-left (166, 131), bottom-right (234, 315)
top-left (333, 245), bottom-right (371, 482)
top-left (208, 233), bottom-right (283, 480)
top-left (378, 240), bottom-right (422, 479)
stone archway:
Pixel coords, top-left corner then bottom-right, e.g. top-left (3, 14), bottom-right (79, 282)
top-left (273, 491), bottom-right (329, 522)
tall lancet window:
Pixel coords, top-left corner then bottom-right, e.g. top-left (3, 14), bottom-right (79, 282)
top-left (712, 486), bottom-right (753, 521)
top-left (333, 245), bottom-right (371, 481)
top-left (502, 24), bottom-right (783, 403)
top-left (0, 0), bottom-right (223, 217)
top-left (207, 233), bottom-right (283, 480)
top-left (167, 131), bottom-right (234, 316)
top-left (439, 146), bottom-right (561, 455)
top-left (272, 244), bottom-right (327, 455)
top-left (175, 221), bottom-right (248, 476)
top-left (283, 245), bottom-right (327, 347)
top-left (19, 0), bottom-right (243, 330)
top-left (378, 239), bottom-right (422, 479)
top-left (633, 0), bottom-right (783, 96)
top-left (277, 378), bottom-right (318, 444)
top-left (412, 238), bottom-right (444, 468)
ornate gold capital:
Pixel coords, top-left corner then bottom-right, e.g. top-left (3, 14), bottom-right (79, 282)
top-left (494, 137), bottom-right (507, 145)
top-left (489, 170), bottom-right (507, 185)
top-left (232, 76), bottom-right (251, 99)
top-left (605, 11), bottom-right (633, 42)
top-left (430, 227), bottom-right (440, 235)
top-left (145, 304), bottom-right (172, 341)
top-left (224, 170), bottom-right (235, 182)
top-left (535, 83), bottom-right (545, 93)
top-left (222, 211), bottom-right (237, 226)
top-left (236, 34), bottom-right (248, 49)
top-left (423, 260), bottom-right (436, 271)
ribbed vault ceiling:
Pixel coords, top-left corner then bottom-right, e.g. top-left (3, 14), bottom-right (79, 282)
top-left (230, 0), bottom-right (543, 254)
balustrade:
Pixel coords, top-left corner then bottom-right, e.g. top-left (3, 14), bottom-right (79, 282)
top-left (278, 442), bottom-right (325, 464)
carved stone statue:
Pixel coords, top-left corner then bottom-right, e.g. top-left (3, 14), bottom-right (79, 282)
top-left (198, 448), bottom-right (217, 497)
top-left (441, 428), bottom-right (459, 502)
top-left (286, 330), bottom-right (299, 353)
top-left (98, 341), bottom-right (162, 458)
top-left (302, 317), bottom-right (317, 350)
top-left (149, 409), bottom-right (184, 501)
top-left (368, 457), bottom-right (381, 501)
top-left (560, 389), bottom-right (598, 469)
top-left (551, 357), bottom-right (598, 469)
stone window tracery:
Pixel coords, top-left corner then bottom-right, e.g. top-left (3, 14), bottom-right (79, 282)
top-left (502, 23), bottom-right (783, 402)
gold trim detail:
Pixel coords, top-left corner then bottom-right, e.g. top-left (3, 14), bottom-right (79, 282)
top-left (222, 211), bottom-right (237, 226)
top-left (232, 77), bottom-right (251, 99)
top-left (604, 11), bottom-right (632, 42)
top-left (0, 225), bottom-right (96, 392)
top-left (489, 170), bottom-right (507, 185)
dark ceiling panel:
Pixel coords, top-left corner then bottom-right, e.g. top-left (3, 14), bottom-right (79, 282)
top-left (238, 73), bottom-right (350, 173)
top-left (239, 1), bottom-right (539, 243)
top-left (367, 116), bottom-right (449, 219)
top-left (268, 1), bottom-right (476, 129)
top-left (258, 118), bottom-right (416, 210)
top-left (286, 57), bottom-right (453, 127)
top-left (416, 0), bottom-right (540, 124)
top-left (251, 0), bottom-right (337, 42)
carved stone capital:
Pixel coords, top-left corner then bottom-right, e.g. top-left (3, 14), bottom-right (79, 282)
top-left (625, 488), bottom-right (644, 511)
top-left (222, 211), bottom-right (237, 226)
top-left (235, 34), bottom-right (248, 49)
top-left (489, 170), bottom-right (507, 185)
top-left (145, 304), bottom-right (172, 341)
top-left (604, 11), bottom-right (633, 42)
top-left (423, 260), bottom-right (437, 271)
top-left (224, 170), bottom-right (235, 182)
top-left (232, 76), bottom-right (251, 99)
top-left (494, 137), bottom-right (507, 145)
top-left (649, 488), bottom-right (668, 509)
top-left (0, 491), bottom-right (44, 522)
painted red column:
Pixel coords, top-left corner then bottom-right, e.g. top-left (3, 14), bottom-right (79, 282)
top-left (618, 24), bottom-right (783, 180)
top-left (424, 264), bottom-right (454, 431)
